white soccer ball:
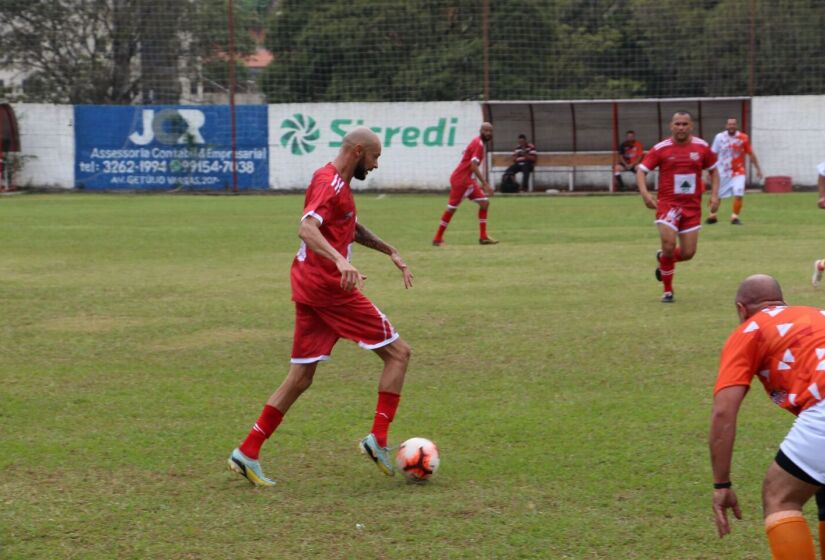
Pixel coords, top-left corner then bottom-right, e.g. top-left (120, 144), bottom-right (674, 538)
top-left (395, 437), bottom-right (440, 482)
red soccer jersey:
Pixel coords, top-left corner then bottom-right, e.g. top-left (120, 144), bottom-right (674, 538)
top-left (291, 163), bottom-right (359, 307)
top-left (711, 131), bottom-right (752, 177)
top-left (640, 136), bottom-right (717, 208)
top-left (714, 306), bottom-right (825, 416)
top-left (450, 136), bottom-right (485, 185)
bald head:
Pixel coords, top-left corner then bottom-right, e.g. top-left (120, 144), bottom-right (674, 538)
top-left (480, 122), bottom-right (493, 141)
top-left (735, 274), bottom-right (786, 320)
top-left (337, 126), bottom-right (382, 181)
top-left (342, 126), bottom-right (381, 151)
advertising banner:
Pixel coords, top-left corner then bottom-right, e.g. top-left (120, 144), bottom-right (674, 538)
top-left (268, 102), bottom-right (483, 190)
top-left (75, 105), bottom-right (268, 190)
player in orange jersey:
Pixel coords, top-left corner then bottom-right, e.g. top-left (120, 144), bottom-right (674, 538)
top-left (707, 117), bottom-right (763, 225)
top-left (710, 275), bottom-right (825, 559)
top-left (636, 111), bottom-right (720, 303)
top-left (432, 122), bottom-right (498, 246)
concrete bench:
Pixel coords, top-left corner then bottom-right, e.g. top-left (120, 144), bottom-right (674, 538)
top-left (490, 151), bottom-right (615, 192)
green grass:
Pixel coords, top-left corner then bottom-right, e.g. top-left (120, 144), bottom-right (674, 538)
top-left (1, 191), bottom-right (823, 559)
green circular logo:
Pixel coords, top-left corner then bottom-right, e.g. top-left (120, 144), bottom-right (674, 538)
top-left (280, 114), bottom-right (320, 155)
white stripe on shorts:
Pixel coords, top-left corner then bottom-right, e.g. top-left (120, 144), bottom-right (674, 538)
top-left (358, 332), bottom-right (400, 350)
top-left (290, 354), bottom-right (331, 364)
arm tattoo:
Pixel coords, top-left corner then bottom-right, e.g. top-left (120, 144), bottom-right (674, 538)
top-left (355, 223), bottom-right (392, 254)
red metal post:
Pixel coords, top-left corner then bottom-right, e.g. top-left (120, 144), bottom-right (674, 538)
top-left (482, 0), bottom-right (490, 102)
top-left (611, 102), bottom-right (619, 193)
top-left (748, 0), bottom-right (756, 97)
top-left (227, 0), bottom-right (239, 192)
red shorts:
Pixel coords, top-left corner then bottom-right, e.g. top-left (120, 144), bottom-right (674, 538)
top-left (448, 177), bottom-right (487, 208)
top-left (290, 292), bottom-right (397, 364)
top-left (655, 203), bottom-right (702, 233)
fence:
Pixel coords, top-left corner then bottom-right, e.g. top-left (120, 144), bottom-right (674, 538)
top-left (2, 1), bottom-right (825, 191)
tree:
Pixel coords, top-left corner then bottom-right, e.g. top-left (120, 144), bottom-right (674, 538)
top-left (0, 0), bottom-right (256, 104)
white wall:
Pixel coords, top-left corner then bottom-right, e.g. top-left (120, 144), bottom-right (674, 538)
top-left (12, 103), bottom-right (74, 189)
top-left (752, 96), bottom-right (825, 187)
top-left (7, 97), bottom-right (825, 190)
top-left (268, 102), bottom-right (482, 190)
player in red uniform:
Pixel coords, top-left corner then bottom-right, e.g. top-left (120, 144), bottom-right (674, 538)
top-left (432, 122), bottom-right (498, 246)
top-left (710, 275), bottom-right (825, 560)
top-left (635, 111), bottom-right (720, 302)
top-left (228, 127), bottom-right (415, 486)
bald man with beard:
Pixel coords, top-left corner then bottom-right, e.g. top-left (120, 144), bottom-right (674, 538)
top-left (432, 122), bottom-right (498, 246)
top-left (710, 275), bottom-right (825, 559)
top-left (229, 127), bottom-right (415, 486)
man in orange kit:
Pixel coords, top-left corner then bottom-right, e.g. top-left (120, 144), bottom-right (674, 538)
top-left (710, 274), bottom-right (825, 559)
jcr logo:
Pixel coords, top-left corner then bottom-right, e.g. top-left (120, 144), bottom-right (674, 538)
top-left (129, 109), bottom-right (206, 146)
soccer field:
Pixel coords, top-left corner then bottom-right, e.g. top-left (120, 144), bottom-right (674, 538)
top-left (1, 192), bottom-right (822, 559)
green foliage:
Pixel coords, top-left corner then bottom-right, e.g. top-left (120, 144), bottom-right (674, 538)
top-left (0, 0), bottom-right (258, 104)
top-left (261, 0), bottom-right (825, 102)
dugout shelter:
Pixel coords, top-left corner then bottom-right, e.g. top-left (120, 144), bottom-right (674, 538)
top-left (484, 97), bottom-right (751, 192)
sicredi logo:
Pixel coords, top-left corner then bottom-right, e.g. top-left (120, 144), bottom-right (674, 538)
top-left (129, 109), bottom-right (206, 146)
top-left (279, 114), bottom-right (459, 155)
top-left (280, 114), bottom-right (320, 155)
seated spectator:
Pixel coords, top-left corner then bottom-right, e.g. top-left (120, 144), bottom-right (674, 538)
top-left (502, 134), bottom-right (537, 192)
top-left (614, 130), bottom-right (644, 191)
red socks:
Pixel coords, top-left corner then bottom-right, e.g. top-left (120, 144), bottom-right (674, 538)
top-left (239, 404), bottom-right (284, 460)
top-left (371, 391), bottom-right (401, 448)
top-left (434, 210), bottom-right (453, 242)
top-left (239, 394), bottom-right (400, 458)
top-left (659, 248), bottom-right (682, 293)
top-left (479, 207), bottom-right (489, 239)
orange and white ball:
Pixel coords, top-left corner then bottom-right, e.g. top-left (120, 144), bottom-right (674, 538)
top-left (395, 437), bottom-right (440, 481)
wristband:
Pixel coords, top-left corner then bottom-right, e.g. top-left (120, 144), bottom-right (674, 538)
top-left (713, 482), bottom-right (732, 489)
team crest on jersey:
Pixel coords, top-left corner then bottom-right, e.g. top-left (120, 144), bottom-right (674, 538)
top-left (690, 152), bottom-right (700, 161)
top-left (770, 390), bottom-right (788, 406)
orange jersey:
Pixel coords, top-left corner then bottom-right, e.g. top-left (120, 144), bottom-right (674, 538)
top-left (619, 140), bottom-right (643, 164)
top-left (715, 306), bottom-right (825, 415)
top-left (711, 131), bottom-right (753, 177)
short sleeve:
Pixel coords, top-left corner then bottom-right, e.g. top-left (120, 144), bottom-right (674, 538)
top-left (470, 140), bottom-right (484, 164)
top-left (743, 136), bottom-right (753, 155)
top-left (711, 134), bottom-right (722, 154)
top-left (640, 146), bottom-right (660, 172)
top-left (302, 177), bottom-right (336, 225)
top-left (817, 161), bottom-right (825, 177)
top-left (713, 325), bottom-right (763, 395)
top-left (703, 147), bottom-right (718, 170)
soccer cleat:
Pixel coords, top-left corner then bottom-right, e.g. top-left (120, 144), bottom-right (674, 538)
top-left (432, 239), bottom-right (443, 247)
top-left (661, 291), bottom-right (674, 303)
top-left (479, 237), bottom-right (499, 245)
top-left (813, 260), bottom-right (824, 288)
top-left (227, 448), bottom-right (276, 487)
top-left (730, 217), bottom-right (743, 225)
top-left (359, 433), bottom-right (395, 476)
top-left (705, 216), bottom-right (718, 224)
top-left (655, 250), bottom-right (662, 282)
